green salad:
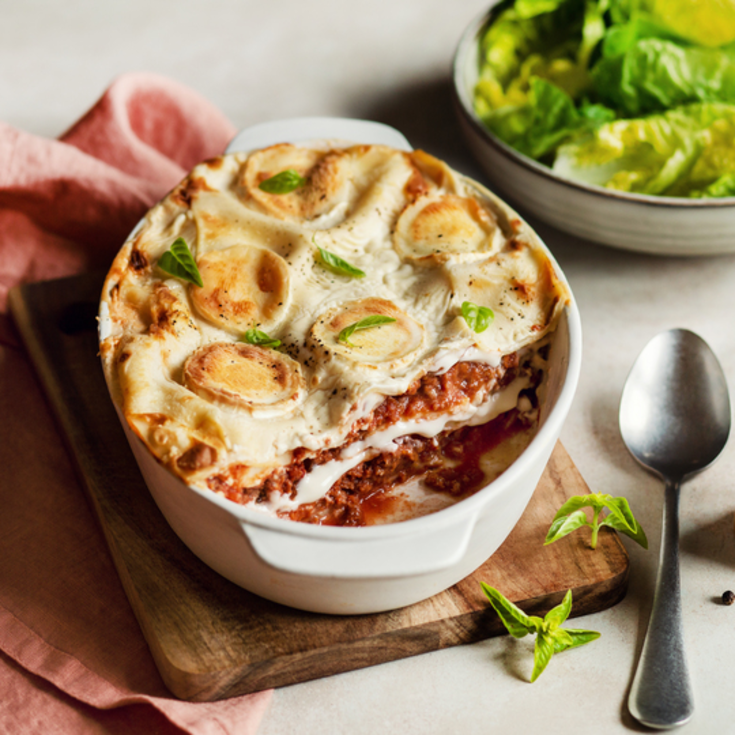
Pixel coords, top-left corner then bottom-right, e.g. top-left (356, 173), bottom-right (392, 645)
top-left (473, 0), bottom-right (735, 197)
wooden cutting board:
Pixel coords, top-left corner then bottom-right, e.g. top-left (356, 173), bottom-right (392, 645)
top-left (8, 272), bottom-right (629, 702)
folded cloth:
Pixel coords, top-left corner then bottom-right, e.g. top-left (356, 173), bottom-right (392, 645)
top-left (0, 71), bottom-right (238, 346)
top-left (0, 73), bottom-right (272, 734)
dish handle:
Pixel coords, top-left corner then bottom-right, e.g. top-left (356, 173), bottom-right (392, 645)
top-left (225, 117), bottom-right (412, 154)
top-left (239, 513), bottom-right (477, 579)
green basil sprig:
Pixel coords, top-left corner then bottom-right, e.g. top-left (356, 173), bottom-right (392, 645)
top-left (258, 169), bottom-right (306, 194)
top-left (157, 238), bottom-right (203, 287)
top-left (481, 585), bottom-right (600, 683)
top-left (317, 246), bottom-right (366, 279)
top-left (338, 315), bottom-right (396, 347)
top-left (545, 493), bottom-right (648, 550)
top-left (242, 328), bottom-right (281, 350)
top-left (461, 300), bottom-right (494, 333)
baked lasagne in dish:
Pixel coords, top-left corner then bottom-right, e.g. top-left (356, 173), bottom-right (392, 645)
top-left (99, 142), bottom-right (569, 526)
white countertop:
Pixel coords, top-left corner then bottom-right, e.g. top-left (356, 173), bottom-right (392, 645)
top-left (4, 1), bottom-right (735, 732)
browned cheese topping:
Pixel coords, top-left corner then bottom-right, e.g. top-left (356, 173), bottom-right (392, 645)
top-left (99, 142), bottom-right (569, 525)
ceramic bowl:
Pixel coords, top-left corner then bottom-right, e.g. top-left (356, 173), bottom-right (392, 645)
top-left (452, 6), bottom-right (735, 257)
top-left (100, 117), bottom-right (582, 615)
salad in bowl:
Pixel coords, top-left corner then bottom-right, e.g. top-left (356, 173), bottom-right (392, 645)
top-left (473, 0), bottom-right (735, 199)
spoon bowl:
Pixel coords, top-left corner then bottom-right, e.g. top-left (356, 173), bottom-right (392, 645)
top-left (620, 329), bottom-right (731, 483)
top-left (620, 329), bottom-right (731, 730)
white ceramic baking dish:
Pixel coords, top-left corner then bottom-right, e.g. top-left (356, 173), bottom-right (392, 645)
top-left (100, 117), bottom-right (582, 615)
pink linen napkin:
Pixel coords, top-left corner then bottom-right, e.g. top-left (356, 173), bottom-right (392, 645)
top-left (0, 72), bottom-right (273, 734)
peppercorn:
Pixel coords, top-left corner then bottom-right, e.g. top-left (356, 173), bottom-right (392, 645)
top-left (722, 590), bottom-right (735, 605)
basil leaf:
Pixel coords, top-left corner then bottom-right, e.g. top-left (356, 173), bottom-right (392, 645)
top-left (551, 628), bottom-right (575, 653)
top-left (548, 492), bottom-right (648, 550)
top-left (157, 238), bottom-right (203, 287)
top-left (590, 491), bottom-right (614, 508)
top-left (461, 300), bottom-right (495, 334)
top-left (338, 315), bottom-right (396, 347)
top-left (481, 583), bottom-right (600, 682)
top-left (601, 495), bottom-right (638, 534)
top-left (544, 509), bottom-right (589, 545)
top-left (552, 492), bottom-right (611, 520)
top-left (549, 494), bottom-right (594, 522)
top-left (531, 631), bottom-right (555, 682)
top-left (318, 246), bottom-right (366, 278)
top-left (480, 583), bottom-right (539, 638)
top-left (551, 627), bottom-right (600, 653)
top-left (601, 512), bottom-right (649, 549)
top-left (258, 169), bottom-right (306, 194)
top-left (544, 589), bottom-right (573, 630)
top-left (242, 328), bottom-right (281, 350)
top-left (560, 628), bottom-right (601, 650)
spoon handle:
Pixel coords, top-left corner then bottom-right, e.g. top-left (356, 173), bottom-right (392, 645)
top-left (628, 480), bottom-right (694, 729)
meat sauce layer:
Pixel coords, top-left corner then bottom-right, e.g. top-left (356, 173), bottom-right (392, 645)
top-left (286, 408), bottom-right (531, 526)
top-left (345, 353), bottom-right (519, 443)
top-left (206, 354), bottom-right (540, 525)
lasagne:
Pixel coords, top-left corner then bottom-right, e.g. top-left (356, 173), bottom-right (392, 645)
top-left (99, 142), bottom-right (569, 526)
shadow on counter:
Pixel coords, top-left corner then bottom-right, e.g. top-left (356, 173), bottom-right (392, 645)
top-left (359, 75), bottom-right (487, 181)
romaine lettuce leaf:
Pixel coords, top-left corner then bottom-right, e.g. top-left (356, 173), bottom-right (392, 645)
top-left (647, 0), bottom-right (735, 48)
top-left (693, 173), bottom-right (735, 197)
top-left (579, 0), bottom-right (609, 67)
top-left (607, 0), bottom-right (735, 47)
top-left (514, 0), bottom-right (570, 18)
top-left (592, 38), bottom-right (735, 116)
top-left (478, 0), bottom-right (586, 83)
top-left (484, 78), bottom-right (612, 159)
top-left (553, 103), bottom-right (735, 196)
top-left (677, 113), bottom-right (735, 195)
top-left (474, 0), bottom-right (589, 114)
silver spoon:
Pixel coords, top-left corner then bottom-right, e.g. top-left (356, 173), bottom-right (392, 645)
top-left (620, 328), bottom-right (731, 730)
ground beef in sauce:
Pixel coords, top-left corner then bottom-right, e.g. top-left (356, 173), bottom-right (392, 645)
top-left (205, 355), bottom-right (541, 525)
top-left (286, 409), bottom-right (529, 526)
top-left (345, 354), bottom-right (519, 443)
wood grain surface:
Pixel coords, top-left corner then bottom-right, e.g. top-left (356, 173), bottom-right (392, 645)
top-left (9, 272), bottom-right (629, 702)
